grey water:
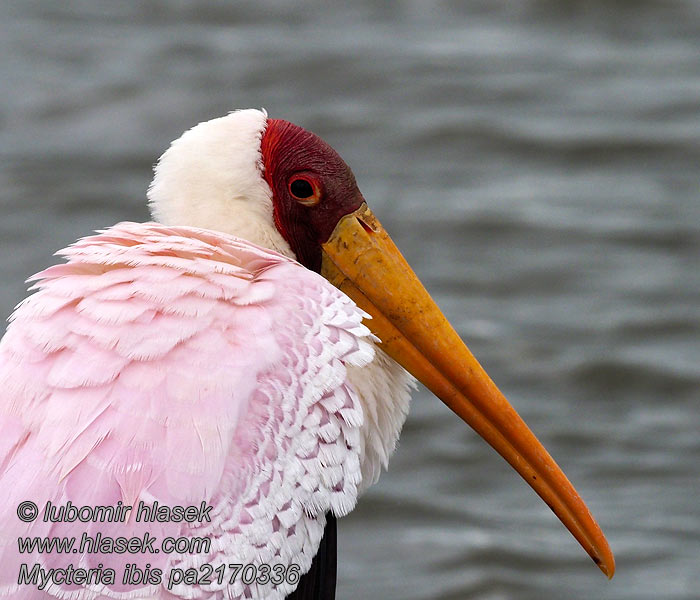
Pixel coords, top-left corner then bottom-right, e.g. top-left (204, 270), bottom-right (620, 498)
top-left (1, 2), bottom-right (698, 599)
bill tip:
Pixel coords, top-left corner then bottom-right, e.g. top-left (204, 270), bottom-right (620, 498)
top-left (593, 553), bottom-right (615, 579)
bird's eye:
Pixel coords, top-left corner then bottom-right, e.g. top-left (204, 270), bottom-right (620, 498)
top-left (290, 178), bottom-right (313, 199)
top-left (288, 176), bottom-right (320, 206)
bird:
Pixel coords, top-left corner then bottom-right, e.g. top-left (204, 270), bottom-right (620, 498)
top-left (0, 109), bottom-right (614, 600)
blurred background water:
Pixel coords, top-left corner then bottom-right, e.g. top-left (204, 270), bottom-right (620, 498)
top-left (1, 1), bottom-right (699, 599)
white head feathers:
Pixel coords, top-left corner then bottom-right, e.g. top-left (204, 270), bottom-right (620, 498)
top-left (147, 108), bottom-right (294, 258)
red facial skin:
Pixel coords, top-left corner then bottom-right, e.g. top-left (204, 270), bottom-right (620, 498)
top-left (261, 118), bottom-right (365, 273)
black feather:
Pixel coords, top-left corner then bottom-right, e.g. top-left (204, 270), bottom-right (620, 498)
top-left (286, 513), bottom-right (337, 600)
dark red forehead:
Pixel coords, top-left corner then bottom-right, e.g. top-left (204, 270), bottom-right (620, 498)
top-left (261, 119), bottom-right (358, 195)
top-left (260, 118), bottom-right (364, 271)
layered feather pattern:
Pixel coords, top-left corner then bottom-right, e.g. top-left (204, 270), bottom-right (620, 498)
top-left (0, 222), bottom-right (374, 599)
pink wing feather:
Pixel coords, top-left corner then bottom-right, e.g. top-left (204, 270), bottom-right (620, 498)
top-left (0, 222), bottom-right (374, 599)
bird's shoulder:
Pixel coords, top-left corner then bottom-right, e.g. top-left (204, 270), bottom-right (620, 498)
top-left (0, 221), bottom-right (374, 599)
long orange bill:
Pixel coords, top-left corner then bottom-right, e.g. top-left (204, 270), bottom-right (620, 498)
top-left (321, 202), bottom-right (615, 578)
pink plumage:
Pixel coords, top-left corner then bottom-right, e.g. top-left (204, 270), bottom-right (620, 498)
top-left (0, 222), bottom-right (374, 599)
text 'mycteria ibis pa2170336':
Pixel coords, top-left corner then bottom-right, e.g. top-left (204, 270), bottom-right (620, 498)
top-left (0, 109), bottom-right (614, 600)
